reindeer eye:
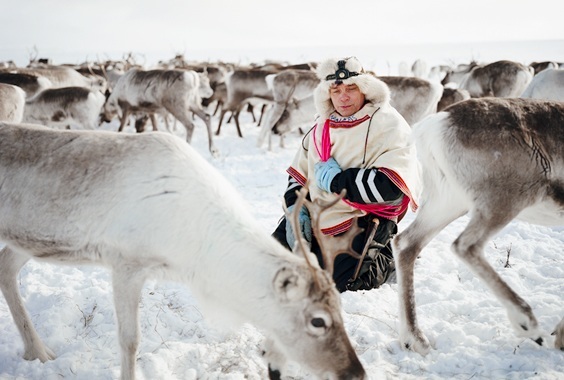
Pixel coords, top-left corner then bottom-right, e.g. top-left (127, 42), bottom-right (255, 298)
top-left (307, 312), bottom-right (331, 336)
top-left (311, 317), bottom-right (326, 328)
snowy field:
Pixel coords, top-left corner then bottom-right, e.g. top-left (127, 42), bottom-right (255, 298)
top-left (0, 41), bottom-right (563, 379)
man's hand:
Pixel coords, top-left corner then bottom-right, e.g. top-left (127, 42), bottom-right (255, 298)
top-left (315, 157), bottom-right (342, 192)
top-left (285, 205), bottom-right (312, 249)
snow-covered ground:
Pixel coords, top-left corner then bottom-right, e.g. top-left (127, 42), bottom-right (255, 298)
top-left (0, 41), bottom-right (563, 379)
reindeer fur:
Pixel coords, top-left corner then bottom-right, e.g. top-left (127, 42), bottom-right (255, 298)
top-left (393, 97), bottom-right (564, 354)
top-left (0, 123), bottom-right (365, 380)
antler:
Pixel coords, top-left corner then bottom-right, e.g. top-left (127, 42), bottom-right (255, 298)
top-left (283, 186), bottom-right (321, 288)
top-left (285, 184), bottom-right (364, 281)
top-left (306, 189), bottom-right (363, 276)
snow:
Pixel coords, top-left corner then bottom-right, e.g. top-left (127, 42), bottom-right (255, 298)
top-left (1, 43), bottom-right (563, 379)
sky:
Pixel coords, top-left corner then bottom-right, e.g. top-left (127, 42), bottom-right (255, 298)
top-left (0, 105), bottom-right (563, 379)
top-left (1, 0), bottom-right (563, 66)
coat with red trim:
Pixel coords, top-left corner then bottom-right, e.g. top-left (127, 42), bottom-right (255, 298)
top-left (284, 102), bottom-right (422, 235)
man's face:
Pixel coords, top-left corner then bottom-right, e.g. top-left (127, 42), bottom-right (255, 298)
top-left (329, 83), bottom-right (366, 117)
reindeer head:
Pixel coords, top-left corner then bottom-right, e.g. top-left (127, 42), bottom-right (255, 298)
top-left (197, 72), bottom-right (214, 99)
top-left (100, 90), bottom-right (120, 124)
top-left (264, 185), bottom-right (366, 379)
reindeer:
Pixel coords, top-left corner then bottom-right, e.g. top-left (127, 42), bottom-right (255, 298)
top-left (392, 97), bottom-right (564, 354)
top-left (216, 68), bottom-right (276, 137)
top-left (257, 69), bottom-right (320, 149)
top-left (264, 95), bottom-right (316, 150)
top-left (520, 68), bottom-right (564, 101)
top-left (12, 65), bottom-right (106, 92)
top-left (101, 68), bottom-right (218, 156)
top-left (441, 60), bottom-right (533, 98)
top-left (0, 72), bottom-right (52, 98)
top-left (529, 61), bottom-right (560, 75)
top-left (0, 122), bottom-right (366, 380)
top-left (22, 86), bottom-right (105, 130)
top-left (0, 83), bottom-right (25, 123)
top-left (437, 87), bottom-right (470, 111)
top-left (379, 76), bottom-right (443, 125)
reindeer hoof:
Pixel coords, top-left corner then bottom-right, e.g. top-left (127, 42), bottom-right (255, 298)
top-left (24, 345), bottom-right (56, 362)
top-left (210, 147), bottom-right (220, 158)
top-left (268, 365), bottom-right (282, 380)
top-left (533, 337), bottom-right (544, 346)
top-left (401, 330), bottom-right (431, 355)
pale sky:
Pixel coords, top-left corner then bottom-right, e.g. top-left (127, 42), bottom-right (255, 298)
top-left (1, 0), bottom-right (563, 65)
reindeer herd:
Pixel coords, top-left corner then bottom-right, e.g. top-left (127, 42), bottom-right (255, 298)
top-left (0, 53), bottom-right (563, 379)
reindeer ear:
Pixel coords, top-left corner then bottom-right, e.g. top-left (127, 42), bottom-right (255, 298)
top-left (273, 266), bottom-right (309, 302)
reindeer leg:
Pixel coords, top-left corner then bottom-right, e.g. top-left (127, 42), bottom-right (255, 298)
top-left (149, 113), bottom-right (159, 132)
top-left (0, 246), bottom-right (56, 362)
top-left (112, 265), bottom-right (147, 380)
top-left (393, 198), bottom-right (466, 355)
top-left (216, 109), bottom-right (227, 136)
top-left (257, 104), bottom-right (268, 126)
top-left (234, 109), bottom-right (243, 138)
top-left (451, 206), bottom-right (542, 344)
top-left (118, 107), bottom-right (130, 132)
top-left (247, 103), bottom-right (256, 123)
top-left (212, 100), bottom-right (222, 116)
top-left (170, 110), bottom-right (196, 144)
top-left (193, 108), bottom-right (219, 157)
top-left (553, 317), bottom-right (564, 350)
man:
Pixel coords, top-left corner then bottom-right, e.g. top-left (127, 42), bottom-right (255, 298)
top-left (272, 57), bottom-right (422, 292)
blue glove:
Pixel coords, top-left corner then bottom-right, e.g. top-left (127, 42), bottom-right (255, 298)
top-left (315, 157), bottom-right (342, 192)
top-left (285, 205), bottom-right (312, 249)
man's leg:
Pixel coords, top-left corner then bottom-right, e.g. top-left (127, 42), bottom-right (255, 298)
top-left (344, 217), bottom-right (398, 292)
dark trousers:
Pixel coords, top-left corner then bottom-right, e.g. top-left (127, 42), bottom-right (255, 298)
top-left (272, 214), bottom-right (397, 292)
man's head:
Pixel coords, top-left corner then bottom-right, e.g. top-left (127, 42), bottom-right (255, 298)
top-left (329, 82), bottom-right (365, 117)
top-left (313, 57), bottom-right (391, 119)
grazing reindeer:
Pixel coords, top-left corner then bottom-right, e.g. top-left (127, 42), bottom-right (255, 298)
top-left (0, 123), bottom-right (365, 380)
top-left (264, 95), bottom-right (316, 150)
top-left (101, 68), bottom-right (218, 156)
top-left (257, 69), bottom-right (319, 149)
top-left (393, 97), bottom-right (564, 354)
top-left (442, 60), bottom-right (533, 98)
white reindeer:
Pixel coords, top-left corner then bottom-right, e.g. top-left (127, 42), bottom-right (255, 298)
top-left (393, 97), bottom-right (564, 354)
top-left (520, 68), bottom-right (564, 101)
top-left (101, 68), bottom-right (218, 156)
top-left (0, 122), bottom-right (366, 380)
